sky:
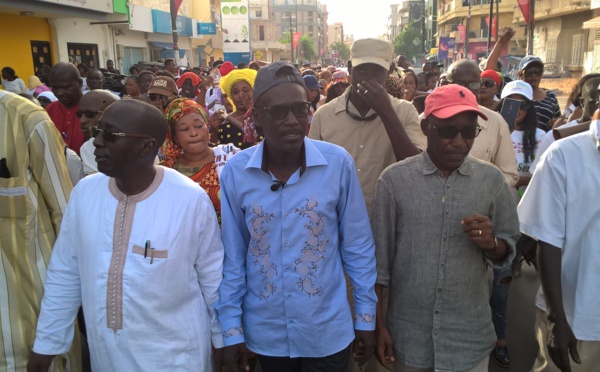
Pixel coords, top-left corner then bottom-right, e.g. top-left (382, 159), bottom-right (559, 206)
top-left (321, 0), bottom-right (398, 40)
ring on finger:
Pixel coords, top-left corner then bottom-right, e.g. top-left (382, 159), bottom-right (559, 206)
top-left (478, 229), bottom-right (482, 236)
top-left (364, 89), bottom-right (369, 95)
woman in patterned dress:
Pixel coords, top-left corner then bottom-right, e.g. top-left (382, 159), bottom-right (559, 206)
top-left (164, 98), bottom-right (239, 223)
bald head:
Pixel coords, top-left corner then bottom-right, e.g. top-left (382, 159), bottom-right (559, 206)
top-left (81, 90), bottom-right (117, 109)
top-left (581, 77), bottom-right (600, 118)
top-left (48, 62), bottom-right (83, 108)
top-left (446, 59), bottom-right (481, 96)
top-left (446, 59), bottom-right (480, 82)
top-left (105, 99), bottom-right (168, 149)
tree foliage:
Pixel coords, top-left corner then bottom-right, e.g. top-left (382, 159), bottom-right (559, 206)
top-left (393, 22), bottom-right (422, 60)
top-left (298, 34), bottom-right (316, 62)
top-left (279, 30), bottom-right (291, 45)
top-left (330, 41), bottom-right (350, 61)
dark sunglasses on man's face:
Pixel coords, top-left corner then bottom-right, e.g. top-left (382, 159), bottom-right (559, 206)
top-left (524, 68), bottom-right (544, 77)
top-left (453, 80), bottom-right (481, 91)
top-left (92, 126), bottom-right (154, 142)
top-left (149, 93), bottom-right (169, 102)
top-left (480, 80), bottom-right (496, 88)
top-left (76, 110), bottom-right (103, 119)
top-left (428, 122), bottom-right (482, 139)
top-left (256, 102), bottom-right (311, 120)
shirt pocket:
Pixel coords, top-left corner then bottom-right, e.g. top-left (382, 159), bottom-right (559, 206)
top-left (0, 176), bottom-right (28, 219)
top-left (130, 244), bottom-right (169, 265)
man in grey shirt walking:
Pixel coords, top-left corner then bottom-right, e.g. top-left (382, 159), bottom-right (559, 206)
top-left (371, 85), bottom-right (520, 372)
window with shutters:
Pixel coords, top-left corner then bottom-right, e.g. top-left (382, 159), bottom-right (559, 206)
top-left (571, 33), bottom-right (585, 66)
top-left (546, 38), bottom-right (557, 63)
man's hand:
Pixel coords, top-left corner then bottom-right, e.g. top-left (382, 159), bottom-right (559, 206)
top-left (375, 325), bottom-right (395, 370)
top-left (356, 80), bottom-right (392, 115)
top-left (353, 330), bottom-right (375, 367)
top-left (498, 27), bottom-right (515, 46)
top-left (517, 235), bottom-right (537, 268)
top-left (27, 352), bottom-right (55, 372)
top-left (213, 346), bottom-right (225, 372)
top-left (547, 319), bottom-right (581, 372)
top-left (461, 214), bottom-right (495, 251)
top-left (223, 343), bottom-right (250, 372)
top-left (209, 111), bottom-right (225, 131)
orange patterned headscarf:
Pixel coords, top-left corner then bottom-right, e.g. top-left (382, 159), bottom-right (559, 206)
top-left (163, 98), bottom-right (209, 167)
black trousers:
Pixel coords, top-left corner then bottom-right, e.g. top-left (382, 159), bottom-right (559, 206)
top-left (257, 344), bottom-right (352, 372)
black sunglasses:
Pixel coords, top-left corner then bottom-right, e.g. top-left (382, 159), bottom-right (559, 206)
top-left (524, 68), bottom-right (544, 77)
top-left (453, 80), bottom-right (482, 91)
top-left (256, 102), bottom-right (311, 120)
top-left (428, 122), bottom-right (482, 139)
top-left (480, 80), bottom-right (496, 88)
top-left (76, 110), bottom-right (103, 119)
top-left (149, 93), bottom-right (170, 102)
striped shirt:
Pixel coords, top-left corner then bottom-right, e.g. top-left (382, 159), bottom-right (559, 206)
top-left (0, 91), bottom-right (80, 371)
top-left (534, 90), bottom-right (561, 131)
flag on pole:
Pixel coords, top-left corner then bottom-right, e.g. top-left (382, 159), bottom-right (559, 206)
top-left (517, 0), bottom-right (533, 25)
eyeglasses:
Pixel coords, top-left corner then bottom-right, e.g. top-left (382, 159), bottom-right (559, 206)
top-left (256, 102), bottom-right (311, 120)
top-left (345, 94), bottom-right (378, 121)
top-left (76, 110), bottom-right (103, 119)
top-left (92, 126), bottom-right (154, 142)
top-left (524, 68), bottom-right (544, 77)
top-left (428, 122), bottom-right (482, 139)
top-left (452, 80), bottom-right (481, 90)
top-left (149, 93), bottom-right (170, 102)
top-left (480, 80), bottom-right (496, 88)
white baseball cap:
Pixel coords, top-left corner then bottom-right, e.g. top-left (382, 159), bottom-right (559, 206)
top-left (501, 80), bottom-right (533, 101)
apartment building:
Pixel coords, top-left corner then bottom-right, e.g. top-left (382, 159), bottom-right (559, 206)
top-left (249, 0), bottom-right (287, 62)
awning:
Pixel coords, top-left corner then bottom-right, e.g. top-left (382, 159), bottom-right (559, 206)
top-left (148, 41), bottom-right (187, 58)
top-left (583, 16), bottom-right (600, 29)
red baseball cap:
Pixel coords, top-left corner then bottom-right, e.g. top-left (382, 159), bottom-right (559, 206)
top-left (424, 85), bottom-right (488, 120)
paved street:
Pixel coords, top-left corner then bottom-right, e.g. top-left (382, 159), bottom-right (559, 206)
top-left (489, 264), bottom-right (540, 372)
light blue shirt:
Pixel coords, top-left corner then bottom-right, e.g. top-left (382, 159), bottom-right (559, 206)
top-left (217, 138), bottom-right (377, 358)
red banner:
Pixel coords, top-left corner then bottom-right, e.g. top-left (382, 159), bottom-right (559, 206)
top-left (174, 0), bottom-right (183, 14)
top-left (457, 25), bottom-right (466, 43)
top-left (485, 17), bottom-right (497, 39)
top-left (517, 0), bottom-right (533, 25)
top-left (293, 32), bottom-right (301, 51)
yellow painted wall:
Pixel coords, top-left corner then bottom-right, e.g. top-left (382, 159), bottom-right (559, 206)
top-left (0, 14), bottom-right (53, 83)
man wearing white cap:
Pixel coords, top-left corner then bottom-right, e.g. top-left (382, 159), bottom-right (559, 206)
top-left (309, 38), bottom-right (425, 215)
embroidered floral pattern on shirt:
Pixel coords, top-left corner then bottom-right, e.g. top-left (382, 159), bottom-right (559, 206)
top-left (249, 203), bottom-right (278, 300)
top-left (223, 326), bottom-right (244, 338)
top-left (354, 313), bottom-right (376, 323)
top-left (294, 196), bottom-right (327, 298)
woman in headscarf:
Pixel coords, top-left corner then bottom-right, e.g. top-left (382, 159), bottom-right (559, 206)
top-left (177, 71), bottom-right (203, 100)
top-left (164, 98), bottom-right (239, 223)
top-left (36, 91), bottom-right (58, 109)
top-left (208, 67), bottom-right (258, 149)
top-left (26, 75), bottom-right (51, 96)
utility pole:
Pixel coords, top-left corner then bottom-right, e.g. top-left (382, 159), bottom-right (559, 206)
top-left (528, 0), bottom-right (535, 55)
top-left (486, 0), bottom-right (494, 56)
top-left (464, 0), bottom-right (471, 59)
top-left (421, 0), bottom-right (426, 54)
top-left (169, 0), bottom-right (181, 67)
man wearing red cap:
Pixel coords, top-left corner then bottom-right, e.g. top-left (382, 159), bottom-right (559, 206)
top-left (371, 85), bottom-right (520, 372)
top-left (177, 71), bottom-right (202, 100)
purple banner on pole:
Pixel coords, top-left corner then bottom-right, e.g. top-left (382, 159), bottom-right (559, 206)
top-left (438, 37), bottom-right (456, 60)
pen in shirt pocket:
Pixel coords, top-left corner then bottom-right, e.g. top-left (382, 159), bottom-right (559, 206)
top-left (62, 132), bottom-right (69, 139)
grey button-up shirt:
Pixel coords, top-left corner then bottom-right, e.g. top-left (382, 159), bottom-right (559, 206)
top-left (372, 152), bottom-right (520, 371)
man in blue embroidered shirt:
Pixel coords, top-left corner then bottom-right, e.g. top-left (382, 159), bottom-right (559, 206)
top-left (217, 61), bottom-right (378, 372)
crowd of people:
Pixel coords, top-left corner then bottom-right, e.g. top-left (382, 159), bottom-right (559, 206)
top-left (1, 25), bottom-right (598, 372)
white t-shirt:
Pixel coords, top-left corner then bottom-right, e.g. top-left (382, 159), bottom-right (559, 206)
top-left (510, 128), bottom-right (545, 176)
top-left (1, 78), bottom-right (26, 94)
top-left (213, 144), bottom-right (240, 176)
top-left (530, 119), bottom-right (580, 173)
top-left (518, 119), bottom-right (600, 340)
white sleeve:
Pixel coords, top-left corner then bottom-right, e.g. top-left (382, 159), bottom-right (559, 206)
top-left (33, 195), bottom-right (82, 355)
top-left (194, 193), bottom-right (225, 348)
top-left (531, 130), bottom-right (554, 173)
top-left (518, 144), bottom-right (567, 248)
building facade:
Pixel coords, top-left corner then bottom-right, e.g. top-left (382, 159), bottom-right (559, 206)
top-left (272, 0), bottom-right (326, 64)
top-left (249, 0), bottom-right (287, 62)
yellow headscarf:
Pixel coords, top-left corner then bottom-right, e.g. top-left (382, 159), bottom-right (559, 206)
top-left (28, 75), bottom-right (43, 90)
top-left (219, 68), bottom-right (257, 111)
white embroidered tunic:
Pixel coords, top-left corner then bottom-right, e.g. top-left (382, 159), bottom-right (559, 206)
top-left (33, 166), bottom-right (224, 371)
